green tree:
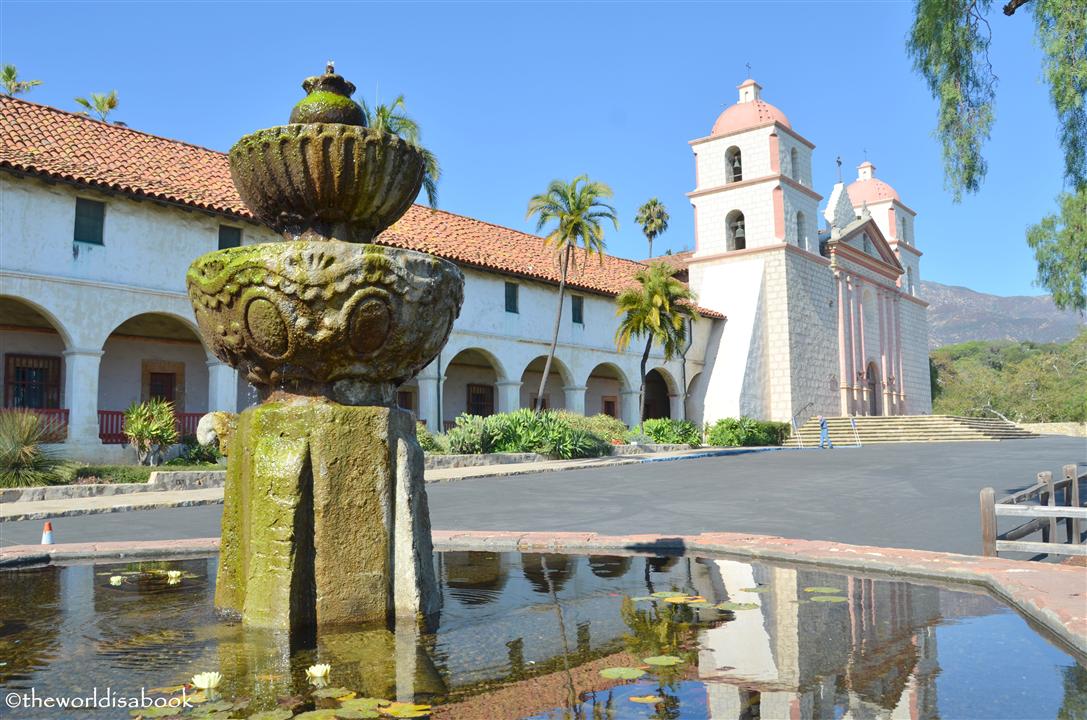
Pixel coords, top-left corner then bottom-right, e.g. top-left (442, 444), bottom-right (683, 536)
top-left (907, 0), bottom-right (1087, 310)
top-left (526, 175), bottom-right (619, 412)
top-left (615, 261), bottom-right (698, 420)
top-left (74, 90), bottom-right (118, 121)
top-left (1027, 190), bottom-right (1087, 312)
top-left (361, 94), bottom-right (441, 208)
top-left (635, 198), bottom-right (670, 258)
top-left (1, 64), bottom-right (41, 97)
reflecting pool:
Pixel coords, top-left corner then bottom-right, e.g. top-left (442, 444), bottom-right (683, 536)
top-left (1, 552), bottom-right (1082, 719)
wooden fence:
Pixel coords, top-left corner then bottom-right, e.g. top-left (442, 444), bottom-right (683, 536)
top-left (980, 464), bottom-right (1086, 557)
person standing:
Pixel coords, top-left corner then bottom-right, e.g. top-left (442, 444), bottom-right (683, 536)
top-left (818, 415), bottom-right (833, 449)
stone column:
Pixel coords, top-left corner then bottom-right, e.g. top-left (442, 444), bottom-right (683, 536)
top-left (893, 296), bottom-right (906, 413)
top-left (836, 273), bottom-right (851, 416)
top-left (496, 380), bottom-right (522, 413)
top-left (620, 390), bottom-right (641, 427)
top-left (847, 277), bottom-right (861, 414)
top-left (206, 361), bottom-right (239, 414)
top-left (856, 279), bottom-right (868, 414)
top-left (62, 349), bottom-right (104, 447)
top-left (669, 393), bottom-right (684, 421)
top-left (877, 291), bottom-right (891, 416)
top-left (563, 385), bottom-right (587, 415)
top-left (415, 374), bottom-right (440, 430)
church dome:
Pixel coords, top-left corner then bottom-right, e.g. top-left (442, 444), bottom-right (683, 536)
top-left (711, 79), bottom-right (791, 137)
top-left (846, 161), bottom-right (899, 205)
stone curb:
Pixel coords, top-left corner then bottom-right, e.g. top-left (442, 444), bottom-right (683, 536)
top-left (0, 490), bottom-right (225, 522)
top-left (0, 470), bottom-right (225, 504)
top-left (2, 529), bottom-right (1082, 659)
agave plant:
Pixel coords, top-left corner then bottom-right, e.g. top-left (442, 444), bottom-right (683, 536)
top-left (123, 399), bottom-right (179, 466)
top-left (0, 410), bottom-right (62, 487)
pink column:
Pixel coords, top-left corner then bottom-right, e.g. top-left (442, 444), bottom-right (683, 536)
top-left (772, 186), bottom-right (785, 240)
top-left (856, 279), bottom-right (868, 414)
top-left (885, 290), bottom-right (898, 415)
top-left (848, 276), bottom-right (861, 413)
top-left (877, 289), bottom-right (890, 415)
top-left (836, 273), bottom-right (851, 415)
top-left (894, 295), bottom-right (906, 413)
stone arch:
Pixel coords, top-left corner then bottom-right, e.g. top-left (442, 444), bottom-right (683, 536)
top-left (726, 210), bottom-right (746, 251)
top-left (519, 354), bottom-right (573, 411)
top-left (684, 371), bottom-right (705, 425)
top-left (643, 366), bottom-right (677, 420)
top-left (442, 347), bottom-right (506, 427)
top-left (584, 361), bottom-right (630, 419)
top-left (97, 312), bottom-right (212, 431)
top-left (725, 146), bottom-right (743, 182)
top-left (0, 295), bottom-right (72, 415)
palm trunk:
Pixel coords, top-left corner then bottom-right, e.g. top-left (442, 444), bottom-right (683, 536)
top-left (648, 236), bottom-right (653, 258)
top-left (536, 248), bottom-right (570, 412)
top-left (638, 335), bottom-right (652, 422)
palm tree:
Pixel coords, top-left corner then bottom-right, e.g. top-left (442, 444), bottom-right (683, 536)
top-left (361, 94), bottom-right (440, 208)
top-left (74, 90), bottom-right (118, 121)
top-left (615, 261), bottom-right (698, 420)
top-left (526, 175), bottom-right (619, 411)
top-left (635, 198), bottom-right (670, 258)
top-left (1, 65), bottom-right (42, 97)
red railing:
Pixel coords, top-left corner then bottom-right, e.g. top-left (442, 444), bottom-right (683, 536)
top-left (1, 408), bottom-right (69, 442)
top-left (98, 411), bottom-right (205, 444)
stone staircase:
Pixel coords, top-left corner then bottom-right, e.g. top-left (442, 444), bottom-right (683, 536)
top-left (789, 415), bottom-right (1039, 446)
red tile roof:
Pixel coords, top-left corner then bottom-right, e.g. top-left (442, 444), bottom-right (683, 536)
top-left (0, 96), bottom-right (722, 318)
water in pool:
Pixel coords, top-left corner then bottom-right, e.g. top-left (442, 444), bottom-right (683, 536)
top-left (0, 552), bottom-right (1082, 719)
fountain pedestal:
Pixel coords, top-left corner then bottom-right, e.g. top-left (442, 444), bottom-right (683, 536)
top-left (215, 402), bottom-right (439, 630)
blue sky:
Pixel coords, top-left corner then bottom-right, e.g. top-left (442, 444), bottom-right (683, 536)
top-left (0, 1), bottom-right (1066, 296)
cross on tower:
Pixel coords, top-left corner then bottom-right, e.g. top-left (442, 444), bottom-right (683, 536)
top-left (745, 62), bottom-right (752, 77)
top-left (836, 156), bottom-right (843, 182)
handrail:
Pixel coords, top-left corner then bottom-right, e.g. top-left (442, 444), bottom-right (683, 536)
top-left (980, 464), bottom-right (1085, 557)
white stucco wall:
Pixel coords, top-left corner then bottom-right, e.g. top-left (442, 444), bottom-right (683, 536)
top-left (97, 336), bottom-right (209, 414)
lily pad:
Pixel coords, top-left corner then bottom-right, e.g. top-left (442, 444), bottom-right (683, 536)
top-left (129, 707), bottom-right (181, 718)
top-left (381, 702), bottom-right (432, 718)
top-left (643, 655), bottom-right (683, 666)
top-left (803, 586), bottom-right (842, 594)
top-left (630, 695), bottom-right (663, 704)
top-left (739, 587), bottom-right (770, 593)
top-left (248, 711), bottom-right (294, 720)
top-left (295, 711), bottom-right (340, 720)
top-left (312, 687), bottom-right (354, 699)
top-left (193, 700), bottom-right (234, 715)
top-left (599, 666), bottom-right (647, 680)
top-left (335, 711), bottom-right (379, 720)
top-left (663, 595), bottom-right (705, 604)
top-left (650, 591), bottom-right (687, 599)
top-left (810, 595), bottom-right (849, 603)
top-left (715, 601), bottom-right (759, 611)
top-left (630, 596), bottom-right (655, 602)
top-left (341, 699), bottom-right (391, 712)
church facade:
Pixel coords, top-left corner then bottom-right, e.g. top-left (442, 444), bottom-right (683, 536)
top-left (0, 80), bottom-right (929, 459)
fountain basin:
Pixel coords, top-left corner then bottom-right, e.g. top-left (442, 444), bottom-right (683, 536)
top-left (230, 124), bottom-right (425, 243)
top-left (187, 242), bottom-right (463, 404)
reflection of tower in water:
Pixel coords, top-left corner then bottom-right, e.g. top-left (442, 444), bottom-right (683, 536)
top-left (694, 560), bottom-right (944, 718)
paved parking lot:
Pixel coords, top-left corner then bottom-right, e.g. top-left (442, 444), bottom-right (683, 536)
top-left (2, 436), bottom-right (1082, 555)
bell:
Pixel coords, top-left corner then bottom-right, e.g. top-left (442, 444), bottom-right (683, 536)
top-left (733, 220), bottom-right (746, 241)
top-left (730, 154), bottom-right (743, 179)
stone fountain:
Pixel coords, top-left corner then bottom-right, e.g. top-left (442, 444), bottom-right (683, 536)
top-left (187, 65), bottom-right (463, 635)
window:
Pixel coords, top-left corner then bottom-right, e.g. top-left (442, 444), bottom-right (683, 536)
top-left (725, 147), bottom-right (743, 182)
top-left (505, 281), bottom-right (519, 313)
top-left (571, 295), bottom-right (584, 324)
top-left (790, 147), bottom-right (800, 182)
top-left (795, 211), bottom-right (806, 250)
top-left (148, 372), bottom-right (177, 403)
top-left (602, 396), bottom-right (618, 419)
top-left (73, 198), bottom-right (105, 245)
top-left (862, 233), bottom-right (873, 254)
top-left (397, 390), bottom-right (414, 412)
top-left (218, 225), bottom-right (242, 249)
top-left (531, 395), bottom-right (550, 411)
top-left (907, 267), bottom-right (916, 296)
top-left (466, 384), bottom-right (495, 416)
top-left (4, 354), bottom-right (62, 409)
top-left (726, 210), bottom-right (746, 251)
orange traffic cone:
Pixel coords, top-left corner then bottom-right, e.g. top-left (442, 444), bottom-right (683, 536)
top-left (40, 521), bottom-right (54, 545)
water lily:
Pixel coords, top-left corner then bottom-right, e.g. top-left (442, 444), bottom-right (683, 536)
top-left (306, 663), bottom-right (331, 684)
top-left (191, 671), bottom-right (222, 690)
top-left (109, 575), bottom-right (123, 586)
top-left (166, 570), bottom-right (182, 585)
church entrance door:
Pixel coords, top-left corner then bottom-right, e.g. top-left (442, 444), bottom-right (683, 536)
top-left (866, 362), bottom-right (880, 416)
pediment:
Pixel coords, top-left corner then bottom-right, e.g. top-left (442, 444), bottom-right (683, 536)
top-left (835, 217), bottom-right (904, 274)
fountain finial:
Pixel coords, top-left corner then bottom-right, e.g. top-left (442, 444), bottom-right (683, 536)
top-left (291, 63), bottom-right (365, 126)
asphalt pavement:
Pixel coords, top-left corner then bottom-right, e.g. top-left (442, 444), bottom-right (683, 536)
top-left (2, 436), bottom-right (1082, 555)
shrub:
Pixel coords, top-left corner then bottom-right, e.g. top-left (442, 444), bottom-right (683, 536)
top-left (415, 422), bottom-right (448, 454)
top-left (0, 410), bottom-right (63, 487)
top-left (166, 434), bottom-right (222, 466)
top-left (66, 464), bottom-right (216, 484)
top-left (638, 418), bottom-right (701, 446)
top-left (705, 417), bottom-right (790, 447)
top-left (123, 399), bottom-right (179, 466)
top-left (446, 414), bottom-right (492, 454)
top-left (554, 411), bottom-right (628, 444)
top-left (446, 410), bottom-right (609, 459)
